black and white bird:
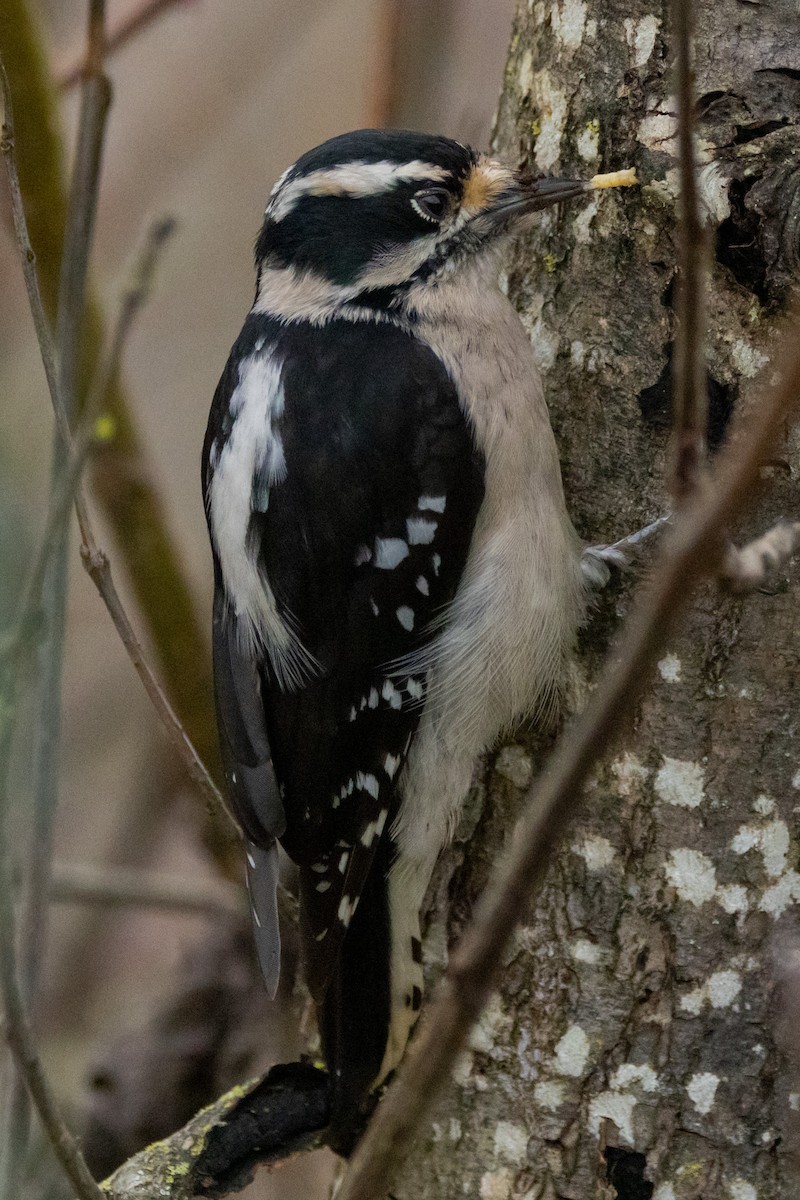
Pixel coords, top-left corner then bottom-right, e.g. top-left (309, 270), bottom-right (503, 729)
top-left (203, 129), bottom-right (604, 1147)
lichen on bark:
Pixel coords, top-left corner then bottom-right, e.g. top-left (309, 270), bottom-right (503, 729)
top-left (396, 2), bottom-right (800, 1197)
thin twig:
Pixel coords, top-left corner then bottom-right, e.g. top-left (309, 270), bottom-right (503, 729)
top-left (670, 0), bottom-right (708, 499)
top-left (57, 0), bottom-right (196, 90)
top-left (87, 215), bottom-right (177, 419)
top-left (0, 56), bottom-right (233, 834)
top-left (0, 839), bottom-right (106, 1200)
top-left (49, 862), bottom-right (247, 919)
top-left (336, 335), bottom-right (800, 1198)
top-left (2, 7), bottom-right (112, 1192)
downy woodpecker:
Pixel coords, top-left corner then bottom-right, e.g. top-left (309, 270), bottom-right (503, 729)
top-left (203, 129), bottom-right (608, 1147)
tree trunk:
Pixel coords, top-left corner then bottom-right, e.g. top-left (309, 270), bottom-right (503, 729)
top-left (397, 3), bottom-right (800, 1198)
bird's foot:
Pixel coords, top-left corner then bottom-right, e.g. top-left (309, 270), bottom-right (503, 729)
top-left (581, 513), bottom-right (671, 590)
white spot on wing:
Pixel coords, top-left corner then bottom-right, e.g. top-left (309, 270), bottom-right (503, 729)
top-left (396, 606), bottom-right (415, 631)
top-left (354, 544), bottom-right (372, 566)
top-left (418, 494), bottom-right (447, 513)
top-left (416, 575), bottom-right (429, 596)
top-left (382, 679), bottom-right (402, 709)
top-left (368, 687), bottom-right (379, 709)
top-left (384, 753), bottom-right (401, 778)
top-left (407, 517), bottom-right (437, 545)
top-left (405, 677), bottom-right (424, 700)
top-left (338, 895), bottom-right (358, 927)
top-left (370, 597), bottom-right (380, 616)
top-left (374, 537), bottom-right (409, 568)
top-left (356, 771), bottom-right (380, 799)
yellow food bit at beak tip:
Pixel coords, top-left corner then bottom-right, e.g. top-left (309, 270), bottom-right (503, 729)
top-left (590, 167), bottom-right (638, 190)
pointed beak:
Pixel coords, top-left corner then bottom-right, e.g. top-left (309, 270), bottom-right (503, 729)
top-left (486, 176), bottom-right (591, 224)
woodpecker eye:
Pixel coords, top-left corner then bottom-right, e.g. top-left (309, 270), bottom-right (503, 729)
top-left (411, 187), bottom-right (451, 224)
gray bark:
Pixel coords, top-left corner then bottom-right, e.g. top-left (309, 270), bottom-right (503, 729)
top-left (396, 2), bottom-right (800, 1198)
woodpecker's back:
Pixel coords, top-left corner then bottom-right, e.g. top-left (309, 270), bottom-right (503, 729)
top-left (203, 129), bottom-right (587, 1149)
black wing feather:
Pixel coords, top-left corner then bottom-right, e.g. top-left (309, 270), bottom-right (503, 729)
top-left (250, 317), bottom-right (484, 1000)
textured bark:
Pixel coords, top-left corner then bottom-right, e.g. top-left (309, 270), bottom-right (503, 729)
top-left (396, 3), bottom-right (800, 1198)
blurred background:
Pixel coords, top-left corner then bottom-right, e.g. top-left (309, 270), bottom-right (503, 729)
top-left (0, 1), bottom-right (517, 1195)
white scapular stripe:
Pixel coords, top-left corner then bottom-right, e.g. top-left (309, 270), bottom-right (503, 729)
top-left (209, 352), bottom-right (316, 687)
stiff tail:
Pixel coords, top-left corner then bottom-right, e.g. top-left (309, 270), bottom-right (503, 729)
top-left (313, 838), bottom-right (426, 1154)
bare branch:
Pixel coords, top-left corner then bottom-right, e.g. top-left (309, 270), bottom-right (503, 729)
top-left (335, 334), bottom-right (800, 1199)
top-left (670, 0), bottom-right (708, 499)
top-left (49, 862), bottom-right (247, 920)
top-left (87, 215), bottom-right (177, 419)
top-left (0, 57), bottom-right (233, 834)
top-left (57, 0), bottom-right (196, 91)
top-left (2, 6), bottom-right (112, 1192)
top-left (0, 850), bottom-right (106, 1199)
top-left (102, 1064), bottom-right (330, 1200)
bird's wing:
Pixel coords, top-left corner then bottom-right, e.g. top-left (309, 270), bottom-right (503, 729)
top-left (204, 340), bottom-right (287, 996)
top-left (211, 581), bottom-right (285, 996)
top-left (206, 313), bottom-right (484, 1003)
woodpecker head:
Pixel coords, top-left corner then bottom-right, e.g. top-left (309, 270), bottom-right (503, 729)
top-left (253, 129), bottom-right (589, 322)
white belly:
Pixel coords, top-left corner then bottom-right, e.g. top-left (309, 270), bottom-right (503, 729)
top-left (377, 262), bottom-right (586, 1079)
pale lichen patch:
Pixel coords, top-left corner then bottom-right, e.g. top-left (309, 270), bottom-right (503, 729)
top-left (731, 818), bottom-right (790, 878)
top-left (494, 744), bottom-right (533, 789)
top-left (686, 1071), bottom-right (720, 1115)
top-left (552, 1023), bottom-right (590, 1076)
top-left (571, 938), bottom-right (605, 965)
top-left (534, 1079), bottom-right (565, 1112)
top-left (469, 993), bottom-right (512, 1054)
top-left (753, 793), bottom-right (776, 817)
top-left (572, 833), bottom-right (615, 870)
top-left (717, 883), bottom-right (749, 915)
top-left (760, 869), bottom-right (800, 918)
top-left (518, 49), bottom-right (534, 97)
top-left (551, 0), bottom-right (587, 50)
top-left (657, 652), bottom-right (682, 682)
top-left (680, 969), bottom-right (742, 1014)
top-left (727, 1179), bottom-right (757, 1200)
top-left (654, 1186), bottom-right (677, 1200)
top-left (655, 757), bottom-right (705, 809)
top-left (573, 193), bottom-right (600, 244)
top-left (576, 120), bottom-right (600, 162)
top-left (611, 752), bottom-right (650, 796)
top-left (493, 1120), bottom-right (528, 1166)
top-left (731, 338), bottom-right (769, 379)
top-left (480, 1168), bottom-right (513, 1200)
top-left (623, 14), bottom-right (660, 66)
top-left (665, 849), bottom-right (717, 906)
top-left (610, 1062), bottom-right (659, 1092)
top-left (531, 70), bottom-right (568, 169)
top-left (588, 1089), bottom-right (637, 1144)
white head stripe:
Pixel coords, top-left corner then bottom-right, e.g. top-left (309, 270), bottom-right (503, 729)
top-left (267, 160), bottom-right (451, 222)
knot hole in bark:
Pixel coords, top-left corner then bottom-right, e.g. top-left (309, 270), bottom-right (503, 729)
top-left (603, 1145), bottom-right (654, 1200)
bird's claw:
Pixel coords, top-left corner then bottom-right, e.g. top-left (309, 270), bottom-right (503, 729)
top-left (581, 513), bottom-right (671, 590)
